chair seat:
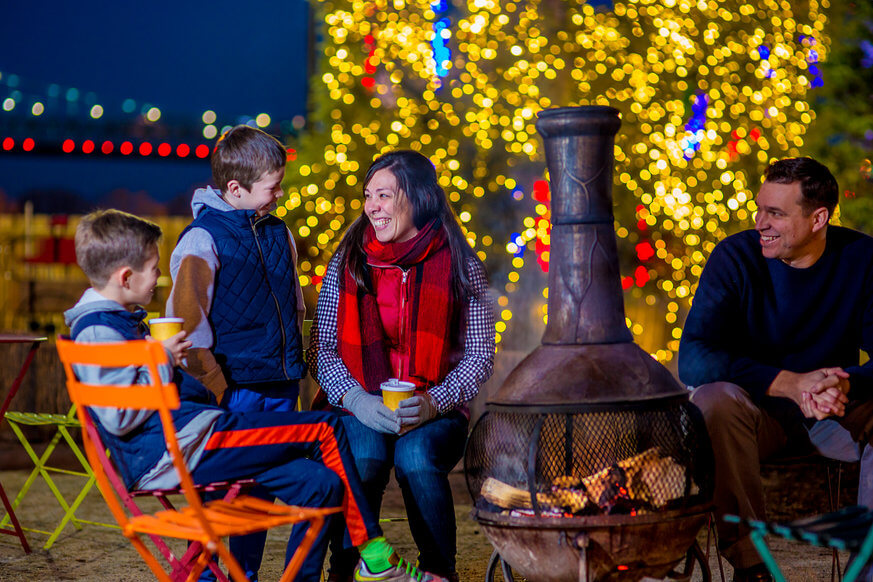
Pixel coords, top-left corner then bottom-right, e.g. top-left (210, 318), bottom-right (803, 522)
top-left (125, 496), bottom-right (340, 540)
top-left (5, 411), bottom-right (81, 427)
top-left (727, 505), bottom-right (873, 552)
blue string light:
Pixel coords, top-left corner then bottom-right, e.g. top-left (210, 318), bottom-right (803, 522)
top-left (430, 0), bottom-right (451, 84)
top-left (681, 92), bottom-right (708, 160)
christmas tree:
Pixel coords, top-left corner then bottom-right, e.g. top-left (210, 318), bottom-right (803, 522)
top-left (804, 0), bottom-right (873, 229)
top-left (282, 0), bottom-right (829, 361)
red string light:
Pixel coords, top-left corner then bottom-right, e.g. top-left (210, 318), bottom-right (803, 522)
top-left (0, 137), bottom-right (213, 160)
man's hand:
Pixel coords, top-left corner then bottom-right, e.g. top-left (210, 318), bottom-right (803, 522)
top-left (770, 367), bottom-right (849, 418)
top-left (150, 331), bottom-right (192, 366)
top-left (800, 390), bottom-right (844, 420)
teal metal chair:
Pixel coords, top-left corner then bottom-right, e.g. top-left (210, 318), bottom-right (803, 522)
top-left (725, 506), bottom-right (873, 582)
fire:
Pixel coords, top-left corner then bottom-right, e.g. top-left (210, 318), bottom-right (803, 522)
top-left (480, 448), bottom-right (699, 517)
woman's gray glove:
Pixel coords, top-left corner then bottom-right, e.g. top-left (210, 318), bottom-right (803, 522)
top-left (397, 393), bottom-right (438, 428)
top-left (342, 386), bottom-right (401, 434)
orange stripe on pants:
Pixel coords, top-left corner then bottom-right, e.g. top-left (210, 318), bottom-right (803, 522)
top-left (205, 422), bottom-right (370, 545)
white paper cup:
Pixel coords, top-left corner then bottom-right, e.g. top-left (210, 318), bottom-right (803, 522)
top-left (148, 317), bottom-right (184, 341)
top-left (381, 378), bottom-right (416, 411)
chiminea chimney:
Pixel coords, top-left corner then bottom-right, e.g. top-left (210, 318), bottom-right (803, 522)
top-left (489, 105), bottom-right (684, 407)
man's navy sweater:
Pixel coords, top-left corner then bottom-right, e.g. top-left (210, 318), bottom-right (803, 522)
top-left (678, 225), bottom-right (873, 402)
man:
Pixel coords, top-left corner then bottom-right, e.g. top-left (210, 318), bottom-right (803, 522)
top-left (678, 157), bottom-right (873, 582)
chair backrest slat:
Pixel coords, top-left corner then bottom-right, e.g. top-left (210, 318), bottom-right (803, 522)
top-left (56, 338), bottom-right (180, 411)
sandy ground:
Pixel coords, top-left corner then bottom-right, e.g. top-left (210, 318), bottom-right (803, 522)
top-left (0, 459), bottom-right (856, 581)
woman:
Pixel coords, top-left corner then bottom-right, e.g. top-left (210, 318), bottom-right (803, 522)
top-left (309, 150), bottom-right (496, 581)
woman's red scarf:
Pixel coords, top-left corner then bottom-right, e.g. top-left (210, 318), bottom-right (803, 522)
top-left (338, 219), bottom-right (454, 394)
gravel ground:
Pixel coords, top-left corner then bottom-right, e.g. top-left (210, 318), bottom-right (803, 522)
top-left (0, 459), bottom-right (856, 581)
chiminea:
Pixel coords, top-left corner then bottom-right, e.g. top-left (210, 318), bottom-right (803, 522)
top-left (465, 106), bottom-right (714, 582)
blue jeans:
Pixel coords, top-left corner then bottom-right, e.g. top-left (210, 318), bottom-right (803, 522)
top-left (807, 418), bottom-right (873, 506)
top-left (329, 410), bottom-right (468, 577)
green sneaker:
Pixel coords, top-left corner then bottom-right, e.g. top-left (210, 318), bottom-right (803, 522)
top-left (353, 556), bottom-right (447, 582)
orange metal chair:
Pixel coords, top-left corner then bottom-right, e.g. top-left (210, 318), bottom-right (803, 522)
top-left (56, 337), bottom-right (341, 582)
top-left (88, 412), bottom-right (257, 581)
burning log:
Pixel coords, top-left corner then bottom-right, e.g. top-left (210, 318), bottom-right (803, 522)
top-left (480, 448), bottom-right (696, 516)
top-left (481, 477), bottom-right (594, 514)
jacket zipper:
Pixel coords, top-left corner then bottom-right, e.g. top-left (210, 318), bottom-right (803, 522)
top-left (369, 263), bottom-right (411, 380)
top-left (399, 268), bottom-right (409, 380)
top-left (251, 215), bottom-right (289, 380)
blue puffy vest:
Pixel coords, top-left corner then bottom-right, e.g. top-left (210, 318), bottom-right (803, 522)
top-left (71, 309), bottom-right (217, 488)
top-left (181, 207), bottom-right (306, 386)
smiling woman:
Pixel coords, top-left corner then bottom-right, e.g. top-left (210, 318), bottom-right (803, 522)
top-left (364, 168), bottom-right (419, 243)
top-left (308, 150), bottom-right (497, 582)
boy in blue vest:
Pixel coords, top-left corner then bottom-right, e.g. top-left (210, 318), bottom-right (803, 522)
top-left (66, 209), bottom-right (444, 582)
top-left (167, 125), bottom-right (327, 579)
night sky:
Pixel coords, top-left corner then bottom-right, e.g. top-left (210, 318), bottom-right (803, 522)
top-left (0, 0), bottom-right (311, 206)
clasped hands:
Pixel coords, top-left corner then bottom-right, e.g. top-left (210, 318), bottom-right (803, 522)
top-left (342, 386), bottom-right (438, 434)
top-left (771, 367), bottom-right (850, 420)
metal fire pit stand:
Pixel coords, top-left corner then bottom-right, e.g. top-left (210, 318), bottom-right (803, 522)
top-left (485, 543), bottom-right (711, 582)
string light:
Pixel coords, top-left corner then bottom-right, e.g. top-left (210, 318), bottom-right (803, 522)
top-left (0, 135), bottom-right (214, 159)
top-left (0, 70), bottom-right (297, 136)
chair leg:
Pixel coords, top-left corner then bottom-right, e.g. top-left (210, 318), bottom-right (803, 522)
top-left (0, 481), bottom-right (30, 553)
top-left (705, 513), bottom-right (727, 582)
top-left (750, 530), bottom-right (788, 582)
top-left (280, 515), bottom-right (327, 582)
top-left (827, 462), bottom-right (846, 582)
top-left (0, 422), bottom-right (67, 529)
top-left (42, 473), bottom-right (98, 549)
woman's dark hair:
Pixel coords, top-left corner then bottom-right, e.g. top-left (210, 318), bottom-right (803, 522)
top-left (335, 150), bottom-right (486, 300)
top-left (764, 157), bottom-right (838, 217)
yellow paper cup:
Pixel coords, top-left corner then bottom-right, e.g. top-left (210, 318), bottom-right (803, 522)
top-left (148, 317), bottom-right (184, 341)
top-left (381, 379), bottom-right (416, 411)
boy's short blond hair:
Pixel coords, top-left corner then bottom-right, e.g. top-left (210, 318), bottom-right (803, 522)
top-left (75, 210), bottom-right (162, 288)
top-left (211, 125), bottom-right (286, 192)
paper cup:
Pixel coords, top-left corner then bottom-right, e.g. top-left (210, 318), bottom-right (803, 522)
top-left (381, 379), bottom-right (416, 411)
top-left (148, 317), bottom-right (184, 341)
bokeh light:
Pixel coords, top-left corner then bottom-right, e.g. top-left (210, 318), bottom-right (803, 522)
top-left (280, 0), bottom-right (828, 357)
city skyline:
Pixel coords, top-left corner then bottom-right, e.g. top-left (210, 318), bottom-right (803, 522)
top-left (0, 0), bottom-right (311, 207)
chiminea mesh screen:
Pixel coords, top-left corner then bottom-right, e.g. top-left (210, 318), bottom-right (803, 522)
top-left (465, 398), bottom-right (713, 518)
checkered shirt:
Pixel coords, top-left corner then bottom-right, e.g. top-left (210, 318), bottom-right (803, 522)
top-left (308, 255), bottom-right (496, 414)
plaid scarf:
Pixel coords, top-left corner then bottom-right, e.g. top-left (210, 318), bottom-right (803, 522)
top-left (338, 219), bottom-right (454, 394)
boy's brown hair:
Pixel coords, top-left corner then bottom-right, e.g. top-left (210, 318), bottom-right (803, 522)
top-left (211, 125), bottom-right (286, 192)
top-left (75, 209), bottom-right (162, 288)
